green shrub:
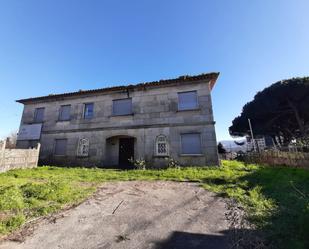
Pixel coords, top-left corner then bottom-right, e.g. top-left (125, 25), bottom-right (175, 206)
top-left (0, 214), bottom-right (25, 234)
top-left (128, 157), bottom-right (147, 170)
top-left (0, 186), bottom-right (24, 211)
top-left (165, 157), bottom-right (180, 169)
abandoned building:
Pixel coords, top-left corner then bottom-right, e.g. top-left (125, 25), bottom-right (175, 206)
top-left (16, 72), bottom-right (220, 168)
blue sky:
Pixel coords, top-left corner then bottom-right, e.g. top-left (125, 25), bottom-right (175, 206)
top-left (0, 0), bottom-right (308, 140)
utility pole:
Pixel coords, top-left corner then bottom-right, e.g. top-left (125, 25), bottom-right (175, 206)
top-left (248, 118), bottom-right (257, 152)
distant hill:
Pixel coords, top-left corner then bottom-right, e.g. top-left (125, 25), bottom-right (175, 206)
top-left (219, 139), bottom-right (247, 153)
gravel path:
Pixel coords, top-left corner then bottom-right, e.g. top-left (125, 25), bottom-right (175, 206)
top-left (0, 181), bottom-right (231, 249)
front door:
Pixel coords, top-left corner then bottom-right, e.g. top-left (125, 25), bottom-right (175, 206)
top-left (119, 138), bottom-right (134, 168)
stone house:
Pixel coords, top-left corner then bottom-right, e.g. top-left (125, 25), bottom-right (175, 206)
top-left (16, 72), bottom-right (220, 168)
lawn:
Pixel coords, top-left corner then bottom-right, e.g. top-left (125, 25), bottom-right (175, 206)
top-left (0, 160), bottom-right (308, 249)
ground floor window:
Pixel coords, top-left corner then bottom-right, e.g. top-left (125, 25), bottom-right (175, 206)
top-left (54, 139), bottom-right (67, 156)
top-left (77, 138), bottom-right (89, 157)
top-left (155, 135), bottom-right (169, 156)
top-left (181, 133), bottom-right (201, 154)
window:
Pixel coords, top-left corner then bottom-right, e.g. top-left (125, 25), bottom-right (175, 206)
top-left (178, 91), bottom-right (198, 110)
top-left (54, 139), bottom-right (67, 156)
top-left (155, 135), bottom-right (169, 156)
top-left (58, 105), bottom-right (71, 121)
top-left (34, 108), bottom-right (45, 123)
top-left (181, 133), bottom-right (202, 154)
top-left (84, 103), bottom-right (94, 119)
top-left (113, 98), bottom-right (132, 116)
top-left (77, 138), bottom-right (89, 157)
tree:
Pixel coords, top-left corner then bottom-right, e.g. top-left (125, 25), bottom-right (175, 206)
top-left (229, 77), bottom-right (309, 145)
top-left (218, 142), bottom-right (226, 154)
top-left (1, 130), bottom-right (18, 149)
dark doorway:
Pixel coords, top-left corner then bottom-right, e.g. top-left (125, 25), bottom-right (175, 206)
top-left (119, 138), bottom-right (134, 168)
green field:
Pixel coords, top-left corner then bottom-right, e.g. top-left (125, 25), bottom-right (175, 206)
top-left (0, 161), bottom-right (308, 249)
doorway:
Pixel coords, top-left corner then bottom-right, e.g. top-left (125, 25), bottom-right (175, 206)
top-left (119, 138), bottom-right (134, 168)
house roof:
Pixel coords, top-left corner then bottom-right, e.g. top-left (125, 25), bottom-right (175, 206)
top-left (16, 72), bottom-right (219, 104)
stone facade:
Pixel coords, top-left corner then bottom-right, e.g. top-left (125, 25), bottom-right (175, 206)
top-left (16, 73), bottom-right (220, 168)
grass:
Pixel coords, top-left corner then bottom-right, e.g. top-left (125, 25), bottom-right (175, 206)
top-left (0, 161), bottom-right (308, 249)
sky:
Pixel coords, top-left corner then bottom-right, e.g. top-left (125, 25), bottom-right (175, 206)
top-left (0, 0), bottom-right (308, 141)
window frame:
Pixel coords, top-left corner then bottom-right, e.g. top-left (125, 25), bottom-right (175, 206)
top-left (155, 135), bottom-right (169, 157)
top-left (180, 133), bottom-right (202, 155)
top-left (58, 105), bottom-right (71, 121)
top-left (76, 138), bottom-right (90, 157)
top-left (112, 98), bottom-right (133, 116)
top-left (83, 103), bottom-right (94, 119)
top-left (54, 139), bottom-right (68, 156)
top-left (177, 90), bottom-right (199, 111)
top-left (33, 107), bottom-right (45, 123)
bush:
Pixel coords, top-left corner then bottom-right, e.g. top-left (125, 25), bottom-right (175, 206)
top-left (165, 157), bottom-right (180, 169)
top-left (128, 158), bottom-right (147, 170)
top-left (0, 214), bottom-right (25, 234)
top-left (0, 186), bottom-right (24, 211)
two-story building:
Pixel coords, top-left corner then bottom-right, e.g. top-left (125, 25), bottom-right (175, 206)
top-left (16, 72), bottom-right (220, 168)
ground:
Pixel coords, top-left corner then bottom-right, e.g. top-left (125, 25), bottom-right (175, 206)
top-left (0, 181), bottom-right (230, 249)
top-left (0, 161), bottom-right (308, 249)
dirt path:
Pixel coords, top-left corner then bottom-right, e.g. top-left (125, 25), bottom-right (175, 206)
top-left (0, 181), bottom-right (231, 249)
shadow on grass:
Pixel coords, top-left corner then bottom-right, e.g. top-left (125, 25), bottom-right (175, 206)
top-left (202, 165), bottom-right (309, 249)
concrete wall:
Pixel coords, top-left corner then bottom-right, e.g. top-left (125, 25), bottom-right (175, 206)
top-left (0, 141), bottom-right (40, 173)
top-left (17, 79), bottom-right (219, 167)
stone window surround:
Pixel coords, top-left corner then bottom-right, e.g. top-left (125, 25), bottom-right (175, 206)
top-left (154, 134), bottom-right (169, 157)
top-left (77, 138), bottom-right (90, 157)
top-left (54, 139), bottom-right (68, 156)
top-left (177, 90), bottom-right (199, 111)
top-left (180, 132), bottom-right (204, 156)
top-left (83, 103), bottom-right (94, 119)
top-left (33, 107), bottom-right (45, 123)
top-left (58, 105), bottom-right (71, 121)
top-left (112, 98), bottom-right (133, 116)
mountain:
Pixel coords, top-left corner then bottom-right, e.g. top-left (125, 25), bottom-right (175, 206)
top-left (219, 139), bottom-right (248, 153)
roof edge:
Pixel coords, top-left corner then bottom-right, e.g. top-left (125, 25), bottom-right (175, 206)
top-left (16, 72), bottom-right (219, 104)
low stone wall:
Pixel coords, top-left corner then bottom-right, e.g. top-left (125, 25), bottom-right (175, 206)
top-left (243, 151), bottom-right (309, 169)
top-left (0, 142), bottom-right (40, 173)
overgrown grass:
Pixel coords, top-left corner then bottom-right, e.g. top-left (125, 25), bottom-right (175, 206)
top-left (0, 161), bottom-right (308, 248)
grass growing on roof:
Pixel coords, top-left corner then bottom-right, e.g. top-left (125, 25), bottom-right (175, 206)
top-left (0, 161), bottom-right (308, 249)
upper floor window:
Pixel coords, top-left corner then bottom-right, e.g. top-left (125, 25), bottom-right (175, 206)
top-left (84, 103), bottom-right (94, 119)
top-left (58, 105), bottom-right (71, 121)
top-left (54, 139), bottom-right (67, 156)
top-left (34, 107), bottom-right (45, 123)
top-left (178, 91), bottom-right (198, 110)
top-left (113, 98), bottom-right (132, 116)
top-left (181, 133), bottom-right (201, 154)
top-left (155, 135), bottom-right (169, 156)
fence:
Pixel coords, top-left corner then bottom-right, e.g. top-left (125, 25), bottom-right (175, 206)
top-left (243, 150), bottom-right (309, 169)
top-left (0, 141), bottom-right (40, 173)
